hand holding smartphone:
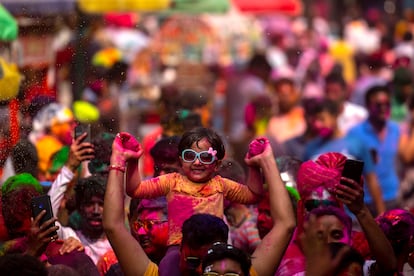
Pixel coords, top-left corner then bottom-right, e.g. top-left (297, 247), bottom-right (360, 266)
top-left (31, 195), bottom-right (58, 237)
top-left (74, 123), bottom-right (91, 143)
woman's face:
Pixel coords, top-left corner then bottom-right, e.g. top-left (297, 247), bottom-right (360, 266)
top-left (180, 138), bottom-right (219, 183)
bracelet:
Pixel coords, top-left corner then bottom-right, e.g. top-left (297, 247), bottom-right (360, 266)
top-left (108, 164), bottom-right (126, 173)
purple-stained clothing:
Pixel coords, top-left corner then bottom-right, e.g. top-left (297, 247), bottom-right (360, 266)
top-left (133, 173), bottom-right (260, 246)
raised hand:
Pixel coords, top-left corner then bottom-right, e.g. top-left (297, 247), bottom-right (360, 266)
top-left (67, 132), bottom-right (95, 172)
top-left (111, 132), bottom-right (143, 165)
top-left (335, 176), bottom-right (364, 215)
top-left (26, 210), bottom-right (59, 257)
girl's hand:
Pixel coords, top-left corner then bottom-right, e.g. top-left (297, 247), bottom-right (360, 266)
top-left (112, 132), bottom-right (143, 164)
top-left (26, 210), bottom-right (59, 257)
top-left (58, 237), bottom-right (85, 254)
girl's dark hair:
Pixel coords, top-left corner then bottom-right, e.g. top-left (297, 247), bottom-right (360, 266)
top-left (202, 242), bottom-right (251, 276)
top-left (178, 127), bottom-right (225, 160)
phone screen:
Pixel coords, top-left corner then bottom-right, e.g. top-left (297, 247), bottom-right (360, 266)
top-left (341, 159), bottom-right (364, 185)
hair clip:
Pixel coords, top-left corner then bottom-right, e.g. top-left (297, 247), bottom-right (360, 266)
top-left (207, 147), bottom-right (217, 156)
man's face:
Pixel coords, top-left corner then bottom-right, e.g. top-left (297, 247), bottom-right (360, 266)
top-left (275, 82), bottom-right (299, 113)
top-left (257, 196), bottom-right (272, 239)
top-left (367, 91), bottom-right (391, 123)
top-left (130, 208), bottom-right (168, 257)
top-left (80, 196), bottom-right (104, 235)
top-left (313, 110), bottom-right (337, 139)
top-left (315, 215), bottom-right (351, 245)
top-left (325, 82), bottom-right (346, 103)
top-left (180, 244), bottom-right (211, 276)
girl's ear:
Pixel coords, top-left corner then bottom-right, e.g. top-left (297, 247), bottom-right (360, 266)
top-left (215, 160), bottom-right (222, 170)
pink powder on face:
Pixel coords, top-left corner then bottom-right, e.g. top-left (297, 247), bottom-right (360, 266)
top-left (248, 137), bottom-right (269, 158)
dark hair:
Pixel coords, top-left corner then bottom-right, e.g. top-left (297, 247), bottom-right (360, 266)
top-left (75, 176), bottom-right (106, 210)
top-left (178, 127), bottom-right (225, 160)
top-left (48, 264), bottom-right (80, 276)
top-left (2, 186), bottom-right (41, 238)
top-left (314, 98), bottom-right (340, 117)
top-left (11, 139), bottom-right (38, 177)
top-left (178, 90), bottom-right (209, 109)
top-left (88, 132), bottom-right (116, 176)
top-left (150, 135), bottom-right (180, 168)
top-left (329, 242), bottom-right (365, 274)
top-left (308, 206), bottom-right (352, 238)
top-left (247, 53), bottom-right (271, 73)
top-left (202, 243), bottom-right (251, 276)
top-left (181, 214), bottom-right (228, 249)
top-left (364, 85), bottom-right (391, 107)
top-left (0, 253), bottom-right (48, 276)
top-left (302, 97), bottom-right (323, 117)
top-left (218, 158), bottom-right (246, 184)
top-left (325, 72), bottom-right (346, 88)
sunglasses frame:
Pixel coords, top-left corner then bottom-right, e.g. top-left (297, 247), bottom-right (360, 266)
top-left (181, 149), bottom-right (217, 165)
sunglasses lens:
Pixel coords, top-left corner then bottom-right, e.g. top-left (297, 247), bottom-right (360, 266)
top-left (199, 152), bottom-right (214, 163)
top-left (183, 150), bottom-right (196, 162)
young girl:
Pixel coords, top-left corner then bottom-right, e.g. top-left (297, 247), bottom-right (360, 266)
top-left (109, 127), bottom-right (267, 273)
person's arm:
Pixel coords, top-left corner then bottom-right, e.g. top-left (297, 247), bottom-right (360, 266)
top-left (48, 133), bottom-right (94, 217)
top-left (248, 143), bottom-right (296, 276)
top-left (364, 172), bottom-right (386, 215)
top-left (335, 176), bottom-right (397, 275)
top-left (112, 132), bottom-right (143, 197)
top-left (245, 165), bottom-right (264, 196)
top-left (103, 135), bottom-right (149, 276)
top-left (398, 132), bottom-right (414, 163)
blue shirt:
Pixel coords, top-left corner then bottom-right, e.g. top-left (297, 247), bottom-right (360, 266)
top-left (347, 120), bottom-right (401, 203)
top-left (303, 136), bottom-right (375, 176)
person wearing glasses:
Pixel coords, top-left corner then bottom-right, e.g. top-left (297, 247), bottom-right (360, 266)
top-left (110, 127), bottom-right (266, 275)
top-left (104, 126), bottom-right (296, 275)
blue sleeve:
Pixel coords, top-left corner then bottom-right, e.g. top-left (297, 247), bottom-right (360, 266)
top-left (355, 140), bottom-right (375, 175)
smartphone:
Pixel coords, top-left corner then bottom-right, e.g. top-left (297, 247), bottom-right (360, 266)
top-left (74, 123), bottom-right (91, 143)
top-left (341, 159), bottom-right (364, 185)
top-left (31, 195), bottom-right (57, 237)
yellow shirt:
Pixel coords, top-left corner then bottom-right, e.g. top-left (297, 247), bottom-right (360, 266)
top-left (134, 173), bottom-right (260, 245)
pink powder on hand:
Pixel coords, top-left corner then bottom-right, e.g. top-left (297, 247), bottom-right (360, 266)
top-left (118, 132), bottom-right (140, 151)
top-left (248, 137), bottom-right (269, 157)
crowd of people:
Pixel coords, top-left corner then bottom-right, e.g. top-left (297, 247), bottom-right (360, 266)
top-left (2, 2), bottom-right (414, 276)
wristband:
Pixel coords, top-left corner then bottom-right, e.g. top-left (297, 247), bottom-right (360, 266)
top-left (108, 164), bottom-right (126, 173)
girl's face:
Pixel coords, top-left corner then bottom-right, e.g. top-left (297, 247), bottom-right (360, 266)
top-left (180, 138), bottom-right (219, 183)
